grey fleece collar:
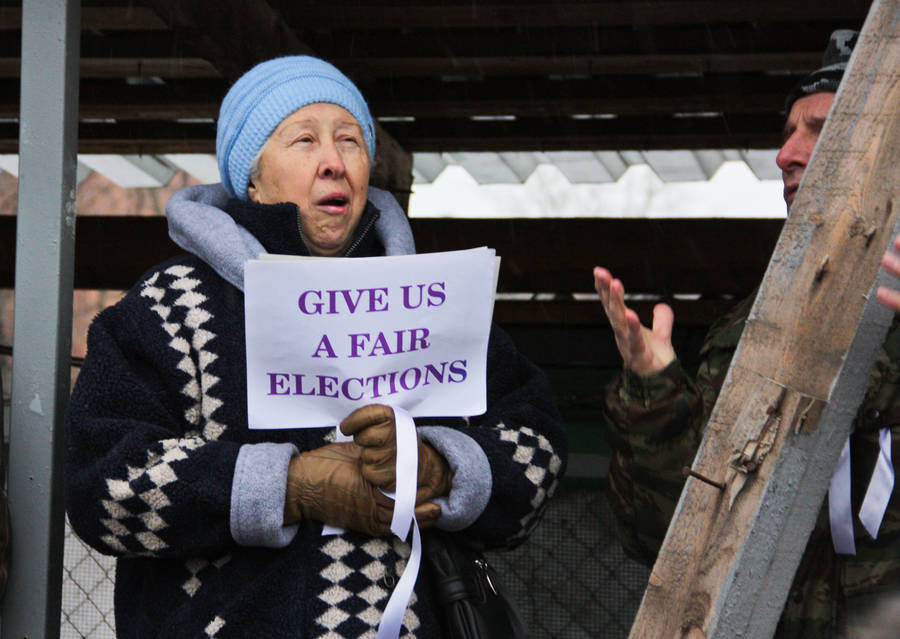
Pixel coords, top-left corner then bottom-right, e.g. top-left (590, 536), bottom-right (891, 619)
top-left (166, 183), bottom-right (416, 291)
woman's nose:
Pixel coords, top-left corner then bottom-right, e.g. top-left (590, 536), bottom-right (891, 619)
top-left (318, 141), bottom-right (346, 178)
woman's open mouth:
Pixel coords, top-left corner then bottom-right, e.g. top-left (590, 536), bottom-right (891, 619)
top-left (317, 193), bottom-right (349, 213)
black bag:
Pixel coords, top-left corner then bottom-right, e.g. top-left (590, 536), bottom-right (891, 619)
top-left (423, 531), bottom-right (529, 639)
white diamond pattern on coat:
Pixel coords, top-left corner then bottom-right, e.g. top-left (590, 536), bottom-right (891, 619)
top-left (204, 616), bottom-right (226, 637)
top-left (314, 536), bottom-right (420, 638)
top-left (140, 265), bottom-right (226, 441)
top-left (498, 424), bottom-right (562, 541)
top-left (98, 436), bottom-right (206, 555)
top-left (182, 554), bottom-right (232, 597)
top-left (94, 266), bottom-right (228, 556)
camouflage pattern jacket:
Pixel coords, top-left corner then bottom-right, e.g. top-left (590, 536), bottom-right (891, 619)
top-left (604, 294), bottom-right (900, 638)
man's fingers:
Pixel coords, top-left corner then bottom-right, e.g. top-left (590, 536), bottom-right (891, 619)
top-left (623, 309), bottom-right (645, 354)
top-left (593, 266), bottom-right (612, 302)
top-left (339, 403), bottom-right (394, 437)
top-left (652, 303), bottom-right (675, 342)
top-left (606, 278), bottom-right (632, 332)
top-left (882, 250), bottom-right (900, 278)
top-left (877, 285), bottom-right (900, 314)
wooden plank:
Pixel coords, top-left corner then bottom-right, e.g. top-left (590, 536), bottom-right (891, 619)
top-left (0, 216), bottom-right (780, 299)
top-left (335, 52), bottom-right (822, 78)
top-left (0, 52), bottom-right (834, 80)
top-left (304, 23), bottom-right (855, 61)
top-left (493, 299), bottom-right (741, 328)
top-left (0, 117), bottom-right (785, 154)
top-left (384, 114), bottom-right (785, 152)
top-left (0, 7), bottom-right (167, 31)
top-left (630, 3), bottom-right (900, 638)
top-left (279, 0), bottom-right (868, 29)
top-left (0, 73), bottom-right (794, 119)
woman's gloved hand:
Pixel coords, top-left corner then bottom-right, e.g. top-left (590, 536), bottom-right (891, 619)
top-left (284, 442), bottom-right (441, 535)
top-left (340, 404), bottom-right (453, 506)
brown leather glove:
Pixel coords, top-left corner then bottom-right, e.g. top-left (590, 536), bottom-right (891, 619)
top-left (340, 404), bottom-right (453, 506)
top-left (284, 442), bottom-right (441, 535)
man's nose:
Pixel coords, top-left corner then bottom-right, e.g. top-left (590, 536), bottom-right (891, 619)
top-left (776, 130), bottom-right (811, 173)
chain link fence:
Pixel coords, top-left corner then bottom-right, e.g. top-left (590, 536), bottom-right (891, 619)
top-left (59, 478), bottom-right (648, 638)
top-left (62, 519), bottom-right (116, 638)
top-left (487, 480), bottom-right (649, 639)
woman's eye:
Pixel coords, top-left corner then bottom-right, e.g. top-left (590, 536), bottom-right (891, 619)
top-left (292, 136), bottom-right (314, 145)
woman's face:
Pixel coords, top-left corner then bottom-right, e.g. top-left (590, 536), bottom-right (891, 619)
top-left (248, 102), bottom-right (371, 257)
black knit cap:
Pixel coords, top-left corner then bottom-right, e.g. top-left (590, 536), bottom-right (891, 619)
top-left (784, 29), bottom-right (859, 115)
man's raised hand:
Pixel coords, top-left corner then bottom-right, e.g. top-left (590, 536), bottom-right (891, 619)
top-left (594, 266), bottom-right (676, 376)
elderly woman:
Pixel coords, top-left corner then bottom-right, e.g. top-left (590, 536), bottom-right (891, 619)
top-left (65, 56), bottom-right (566, 639)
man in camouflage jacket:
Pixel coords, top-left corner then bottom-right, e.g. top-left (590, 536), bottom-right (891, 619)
top-left (596, 30), bottom-right (900, 638)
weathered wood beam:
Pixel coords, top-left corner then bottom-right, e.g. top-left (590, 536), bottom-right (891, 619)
top-left (336, 52), bottom-right (822, 78)
top-left (0, 216), bottom-right (779, 298)
top-left (276, 0), bottom-right (868, 29)
top-left (630, 3), bottom-right (900, 638)
top-left (142, 0), bottom-right (413, 209)
top-left (0, 57), bottom-right (219, 79)
top-left (0, 50), bottom-right (819, 83)
top-left (140, 0), bottom-right (316, 79)
top-left (0, 114), bottom-right (785, 153)
top-left (0, 6), bottom-right (167, 31)
top-left (384, 114), bottom-right (785, 152)
top-left (304, 23), bottom-right (858, 61)
top-left (0, 75), bottom-right (797, 122)
top-left (0, 52), bottom-right (833, 81)
top-left (0, 73), bottom-right (795, 121)
top-left (492, 299), bottom-right (741, 328)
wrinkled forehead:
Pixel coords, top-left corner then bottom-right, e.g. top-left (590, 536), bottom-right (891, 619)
top-left (270, 103), bottom-right (363, 139)
top-left (786, 92), bottom-right (835, 127)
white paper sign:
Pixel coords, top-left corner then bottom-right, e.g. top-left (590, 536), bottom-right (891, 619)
top-left (244, 247), bottom-right (497, 428)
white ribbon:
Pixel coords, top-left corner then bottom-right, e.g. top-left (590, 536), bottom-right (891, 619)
top-left (829, 427), bottom-right (895, 555)
top-left (829, 437), bottom-right (856, 554)
top-left (321, 407), bottom-right (423, 638)
top-left (859, 427), bottom-right (895, 540)
top-left (377, 406), bottom-right (420, 639)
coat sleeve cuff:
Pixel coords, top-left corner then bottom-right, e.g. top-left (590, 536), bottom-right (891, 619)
top-left (621, 358), bottom-right (686, 406)
top-left (419, 426), bottom-right (492, 531)
top-left (230, 442), bottom-right (300, 548)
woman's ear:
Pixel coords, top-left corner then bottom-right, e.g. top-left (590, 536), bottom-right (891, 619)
top-left (247, 179), bottom-right (261, 203)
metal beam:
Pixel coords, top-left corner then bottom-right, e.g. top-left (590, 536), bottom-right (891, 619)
top-left (1, 0), bottom-right (79, 637)
top-left (278, 0), bottom-right (869, 29)
top-left (0, 7), bottom-right (166, 31)
top-left (0, 216), bottom-right (781, 299)
top-left (0, 74), bottom-right (795, 120)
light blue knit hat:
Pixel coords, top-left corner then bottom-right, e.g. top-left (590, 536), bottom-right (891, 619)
top-left (216, 56), bottom-right (376, 199)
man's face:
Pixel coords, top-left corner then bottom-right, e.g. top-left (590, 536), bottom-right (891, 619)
top-left (775, 91), bottom-right (836, 211)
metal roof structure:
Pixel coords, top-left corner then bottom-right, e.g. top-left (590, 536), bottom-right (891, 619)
top-left (0, 0), bottom-right (871, 156)
top-left (1, 148), bottom-right (781, 187)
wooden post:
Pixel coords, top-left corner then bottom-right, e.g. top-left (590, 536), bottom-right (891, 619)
top-left (629, 2), bottom-right (900, 638)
